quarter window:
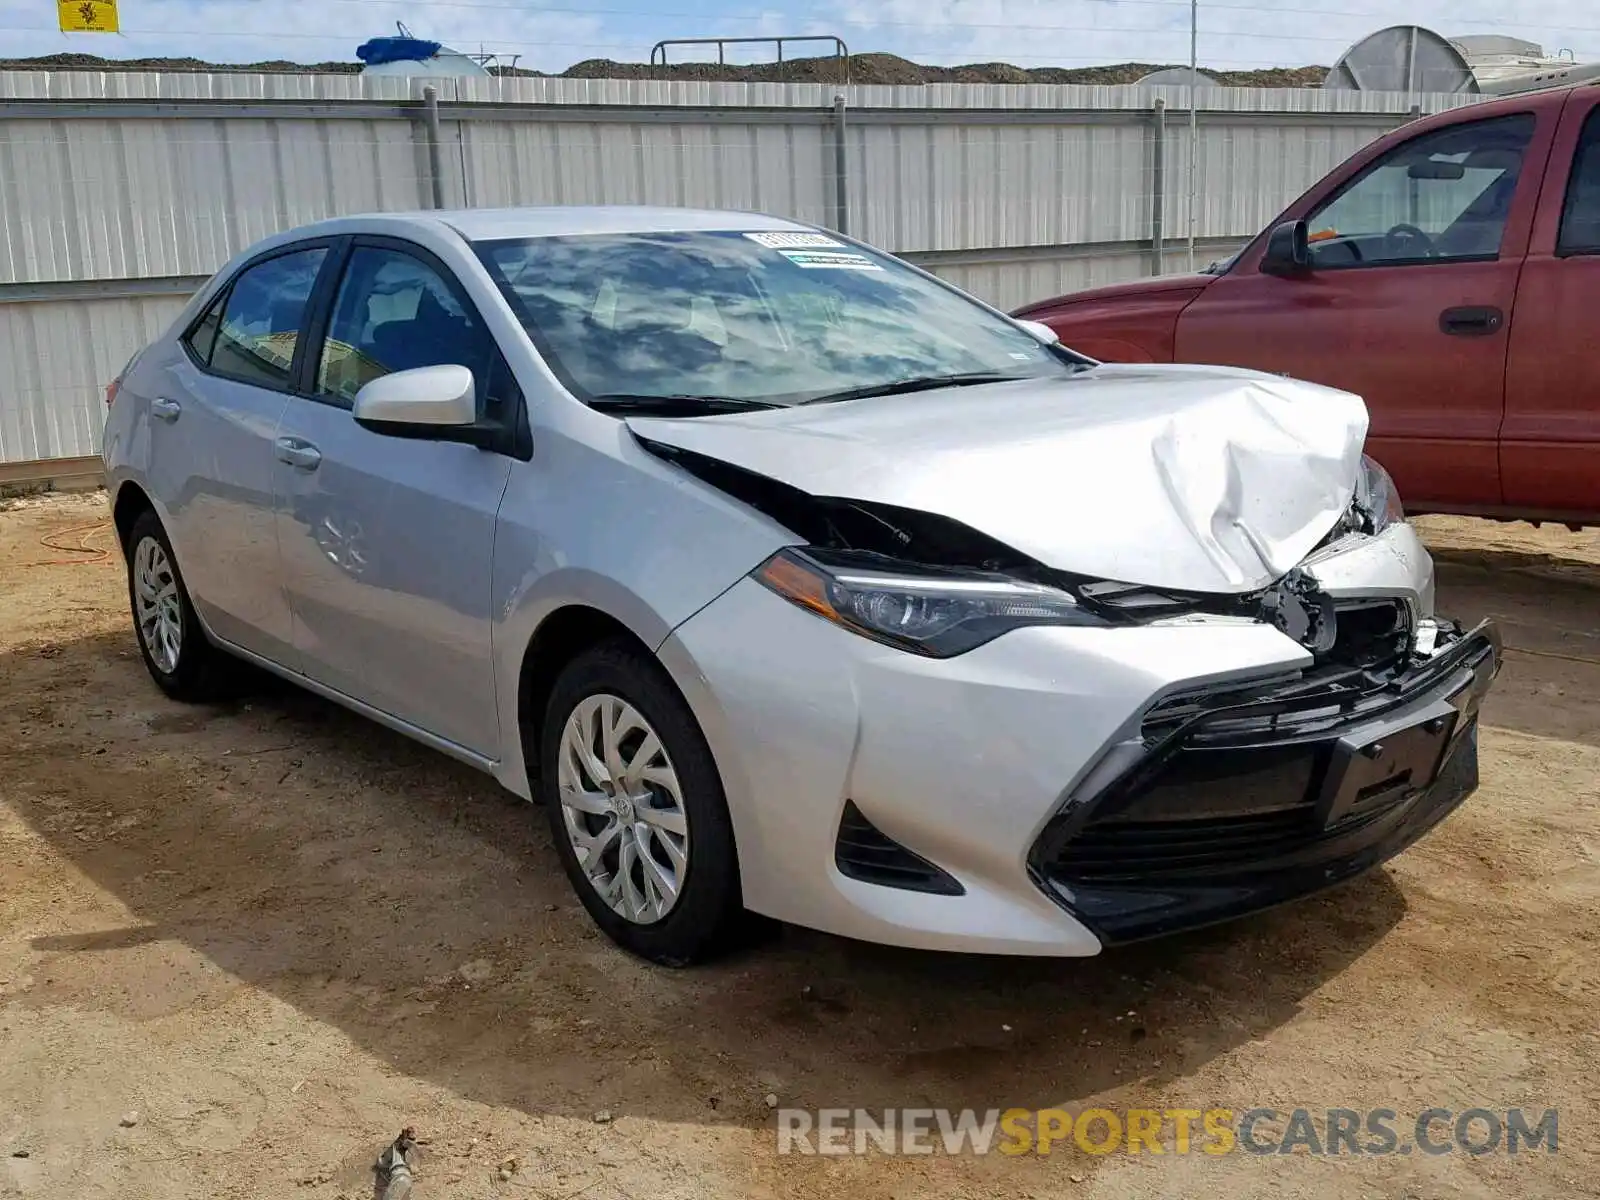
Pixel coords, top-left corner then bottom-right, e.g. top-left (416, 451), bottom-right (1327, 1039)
top-left (1304, 114), bottom-right (1535, 268)
top-left (209, 248), bottom-right (328, 389)
top-left (1557, 108), bottom-right (1600, 255)
top-left (183, 290), bottom-right (225, 366)
top-left (317, 246), bottom-right (512, 423)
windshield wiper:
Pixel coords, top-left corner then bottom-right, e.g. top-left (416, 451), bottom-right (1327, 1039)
top-left (586, 393), bottom-right (781, 417)
top-left (799, 371), bottom-right (1033, 406)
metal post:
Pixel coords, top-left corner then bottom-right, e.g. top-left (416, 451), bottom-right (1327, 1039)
top-left (1405, 23), bottom-right (1418, 109)
top-left (1187, 0), bottom-right (1198, 272)
top-left (1151, 99), bottom-right (1166, 276)
top-left (422, 85), bottom-right (446, 210)
top-left (833, 93), bottom-right (849, 235)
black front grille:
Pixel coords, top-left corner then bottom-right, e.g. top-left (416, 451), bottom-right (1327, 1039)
top-left (1051, 781), bottom-right (1416, 884)
top-left (835, 801), bottom-right (964, 895)
top-left (1050, 741), bottom-right (1325, 883)
top-left (1052, 806), bottom-right (1315, 883)
top-left (1032, 626), bottom-right (1499, 909)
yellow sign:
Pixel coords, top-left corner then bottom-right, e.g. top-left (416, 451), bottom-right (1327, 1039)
top-left (59, 0), bottom-right (119, 32)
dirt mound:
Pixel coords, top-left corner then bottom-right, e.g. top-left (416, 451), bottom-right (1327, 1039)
top-left (552, 53), bottom-right (1328, 88)
top-left (0, 49), bottom-right (1328, 88)
top-left (0, 50), bottom-right (360, 73)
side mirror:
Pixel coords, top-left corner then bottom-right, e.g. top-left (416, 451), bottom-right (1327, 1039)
top-left (1016, 318), bottom-right (1061, 346)
top-left (1260, 220), bottom-right (1311, 277)
top-left (353, 365), bottom-right (476, 430)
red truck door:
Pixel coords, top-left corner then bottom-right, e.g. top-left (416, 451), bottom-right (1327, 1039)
top-left (1174, 108), bottom-right (1552, 512)
top-left (1502, 92), bottom-right (1600, 520)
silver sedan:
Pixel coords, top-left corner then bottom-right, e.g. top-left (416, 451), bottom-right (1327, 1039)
top-left (102, 206), bottom-right (1500, 963)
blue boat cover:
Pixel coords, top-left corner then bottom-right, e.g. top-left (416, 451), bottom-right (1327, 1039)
top-left (357, 35), bottom-right (443, 65)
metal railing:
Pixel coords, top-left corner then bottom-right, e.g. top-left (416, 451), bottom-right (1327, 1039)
top-left (649, 36), bottom-right (850, 83)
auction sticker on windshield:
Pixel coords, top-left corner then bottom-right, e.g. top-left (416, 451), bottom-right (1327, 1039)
top-left (743, 231), bottom-right (845, 249)
top-left (778, 249), bottom-right (884, 271)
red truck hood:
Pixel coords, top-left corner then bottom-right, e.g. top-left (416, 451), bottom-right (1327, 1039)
top-left (1014, 272), bottom-right (1216, 316)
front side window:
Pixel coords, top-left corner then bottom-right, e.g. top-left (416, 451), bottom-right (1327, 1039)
top-left (1557, 108), bottom-right (1600, 255)
top-left (210, 248), bottom-right (328, 389)
top-left (1305, 114), bottom-right (1535, 268)
top-left (317, 246), bottom-right (509, 423)
top-left (477, 231), bottom-right (1075, 409)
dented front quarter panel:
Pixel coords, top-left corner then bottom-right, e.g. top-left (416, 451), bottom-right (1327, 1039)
top-left (627, 362), bottom-right (1369, 595)
top-left (1305, 522), bottom-right (1437, 618)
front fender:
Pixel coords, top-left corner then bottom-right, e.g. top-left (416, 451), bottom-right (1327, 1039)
top-left (485, 428), bottom-right (793, 797)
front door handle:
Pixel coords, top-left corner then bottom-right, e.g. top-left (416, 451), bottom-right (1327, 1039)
top-left (274, 437), bottom-right (322, 472)
top-left (1439, 306), bottom-right (1505, 337)
top-left (151, 397), bottom-right (182, 423)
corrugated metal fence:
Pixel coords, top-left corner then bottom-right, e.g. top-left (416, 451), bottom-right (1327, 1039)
top-left (0, 70), bottom-right (1476, 466)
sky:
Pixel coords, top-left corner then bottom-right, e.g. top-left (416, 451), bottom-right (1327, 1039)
top-left (3, 0), bottom-right (1599, 74)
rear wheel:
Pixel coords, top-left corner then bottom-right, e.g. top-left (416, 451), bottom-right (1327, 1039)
top-left (539, 639), bottom-right (745, 965)
top-left (124, 509), bottom-right (232, 701)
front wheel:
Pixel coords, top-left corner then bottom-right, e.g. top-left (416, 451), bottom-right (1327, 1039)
top-left (124, 509), bottom-right (232, 701)
top-left (539, 639), bottom-right (745, 965)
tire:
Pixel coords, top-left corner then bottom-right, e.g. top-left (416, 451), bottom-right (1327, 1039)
top-left (124, 509), bottom-right (233, 702)
top-left (539, 638), bottom-right (745, 965)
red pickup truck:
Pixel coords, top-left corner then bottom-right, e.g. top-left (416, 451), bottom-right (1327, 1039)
top-left (1014, 83), bottom-right (1600, 525)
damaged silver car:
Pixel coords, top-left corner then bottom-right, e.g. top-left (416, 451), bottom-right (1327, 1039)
top-left (101, 206), bottom-right (1501, 964)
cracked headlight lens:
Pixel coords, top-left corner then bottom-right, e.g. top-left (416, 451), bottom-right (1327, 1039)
top-left (1356, 455), bottom-right (1405, 534)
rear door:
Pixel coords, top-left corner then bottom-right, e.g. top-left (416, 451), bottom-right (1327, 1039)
top-left (1502, 92), bottom-right (1600, 519)
top-left (1175, 110), bottom-right (1551, 512)
top-left (145, 243), bottom-right (333, 667)
top-left (272, 237), bottom-right (520, 756)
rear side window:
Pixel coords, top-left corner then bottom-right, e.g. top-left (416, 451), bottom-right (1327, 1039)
top-left (209, 248), bottom-right (328, 390)
top-left (1558, 109), bottom-right (1600, 255)
top-left (1305, 114), bottom-right (1536, 268)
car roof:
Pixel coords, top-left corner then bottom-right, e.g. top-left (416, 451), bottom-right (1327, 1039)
top-left (1405, 81), bottom-right (1575, 135)
top-left (288, 205), bottom-right (816, 244)
top-left (439, 205), bottom-right (813, 241)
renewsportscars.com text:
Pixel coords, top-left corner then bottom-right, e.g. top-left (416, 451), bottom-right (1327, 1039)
top-left (776, 1107), bottom-right (1558, 1157)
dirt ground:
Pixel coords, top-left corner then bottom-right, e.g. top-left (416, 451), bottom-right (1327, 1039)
top-left (1, 493), bottom-right (1596, 1200)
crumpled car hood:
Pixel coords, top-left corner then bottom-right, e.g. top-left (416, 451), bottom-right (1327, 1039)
top-left (627, 363), bottom-right (1369, 595)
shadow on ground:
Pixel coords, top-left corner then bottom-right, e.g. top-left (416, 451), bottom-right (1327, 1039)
top-left (0, 622), bottom-right (1425, 1134)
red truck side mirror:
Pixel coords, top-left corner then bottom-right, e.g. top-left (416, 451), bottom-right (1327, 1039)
top-left (1260, 220), bottom-right (1311, 277)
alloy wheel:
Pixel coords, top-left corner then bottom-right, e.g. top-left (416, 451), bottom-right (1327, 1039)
top-left (132, 535), bottom-right (183, 674)
top-left (556, 693), bottom-right (690, 924)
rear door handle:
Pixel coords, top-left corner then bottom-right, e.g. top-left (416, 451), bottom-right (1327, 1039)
top-left (274, 437), bottom-right (322, 472)
top-left (1439, 306), bottom-right (1504, 337)
top-left (151, 397), bottom-right (182, 423)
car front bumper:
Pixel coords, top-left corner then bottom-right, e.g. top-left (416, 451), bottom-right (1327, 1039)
top-left (660, 525), bottom-right (1494, 956)
top-left (1029, 621), bottom-right (1499, 944)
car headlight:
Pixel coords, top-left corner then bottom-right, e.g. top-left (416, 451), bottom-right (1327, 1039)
top-left (1356, 455), bottom-right (1405, 533)
top-left (753, 548), bottom-right (1105, 657)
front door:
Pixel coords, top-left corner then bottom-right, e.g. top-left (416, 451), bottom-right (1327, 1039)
top-left (272, 239), bottom-right (518, 756)
top-left (1175, 111), bottom-right (1547, 512)
top-left (1502, 93), bottom-right (1600, 518)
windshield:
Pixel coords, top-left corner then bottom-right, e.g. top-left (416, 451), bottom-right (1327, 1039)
top-left (476, 230), bottom-right (1078, 408)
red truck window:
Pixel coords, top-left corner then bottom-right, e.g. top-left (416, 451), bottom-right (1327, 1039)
top-left (1304, 114), bottom-right (1536, 269)
top-left (1557, 110), bottom-right (1600, 255)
